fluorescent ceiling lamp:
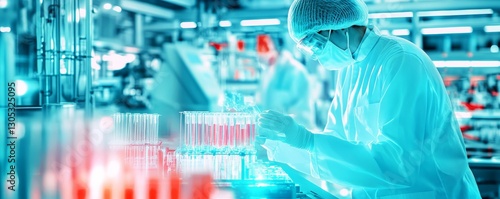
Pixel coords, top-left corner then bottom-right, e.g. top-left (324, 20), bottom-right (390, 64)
top-left (418, 9), bottom-right (493, 17)
top-left (392, 29), bottom-right (410, 36)
top-left (180, 22), bottom-right (197, 29)
top-left (485, 25), bottom-right (500, 33)
top-left (368, 12), bottom-right (413, 19)
top-left (103, 3), bottom-right (112, 10)
top-left (421, 26), bottom-right (472, 35)
top-left (219, 20), bottom-right (232, 27)
top-left (434, 61), bottom-right (500, 68)
top-left (0, 0), bottom-right (7, 8)
top-left (0, 26), bottom-right (11, 32)
top-left (240, 18), bottom-right (280, 27)
top-left (380, 30), bottom-right (390, 35)
top-left (113, 6), bottom-right (122, 12)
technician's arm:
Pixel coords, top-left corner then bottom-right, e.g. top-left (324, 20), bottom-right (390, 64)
top-left (275, 53), bottom-right (431, 189)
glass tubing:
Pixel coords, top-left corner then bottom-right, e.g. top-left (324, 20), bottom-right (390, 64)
top-left (179, 112), bottom-right (257, 154)
top-left (112, 113), bottom-right (160, 145)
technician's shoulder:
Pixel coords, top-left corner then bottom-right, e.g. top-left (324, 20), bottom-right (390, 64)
top-left (372, 36), bottom-right (437, 85)
top-left (375, 36), bottom-right (431, 67)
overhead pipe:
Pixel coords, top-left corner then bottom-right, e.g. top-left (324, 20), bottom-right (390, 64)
top-left (121, 0), bottom-right (175, 19)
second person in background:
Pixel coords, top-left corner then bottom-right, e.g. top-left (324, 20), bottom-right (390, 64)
top-left (256, 35), bottom-right (318, 130)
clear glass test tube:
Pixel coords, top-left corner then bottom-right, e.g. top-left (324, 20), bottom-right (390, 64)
top-left (236, 114), bottom-right (242, 150)
top-left (228, 114), bottom-right (234, 149)
top-left (126, 113), bottom-right (132, 144)
top-left (197, 112), bottom-right (202, 149)
top-left (113, 113), bottom-right (117, 144)
top-left (204, 113), bottom-right (211, 151)
top-left (120, 113), bottom-right (124, 144)
top-left (155, 114), bottom-right (159, 144)
top-left (186, 112), bottom-right (192, 150)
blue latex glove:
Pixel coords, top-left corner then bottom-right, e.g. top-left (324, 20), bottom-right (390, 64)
top-left (258, 110), bottom-right (314, 150)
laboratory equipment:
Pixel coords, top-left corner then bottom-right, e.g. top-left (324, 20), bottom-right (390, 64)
top-left (110, 113), bottom-right (162, 170)
top-left (111, 113), bottom-right (160, 145)
top-left (215, 162), bottom-right (297, 199)
top-left (168, 149), bottom-right (296, 199)
top-left (179, 111), bottom-right (257, 154)
top-left (36, 0), bottom-right (93, 110)
top-left (151, 43), bottom-right (221, 112)
top-left (172, 152), bottom-right (256, 180)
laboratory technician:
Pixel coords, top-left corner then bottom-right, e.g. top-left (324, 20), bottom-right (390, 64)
top-left (257, 0), bottom-right (482, 198)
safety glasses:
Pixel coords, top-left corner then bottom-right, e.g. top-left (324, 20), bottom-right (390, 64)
top-left (296, 30), bottom-right (332, 60)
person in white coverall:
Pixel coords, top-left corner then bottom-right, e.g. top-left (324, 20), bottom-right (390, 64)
top-left (257, 0), bottom-right (482, 198)
top-left (257, 42), bottom-right (317, 130)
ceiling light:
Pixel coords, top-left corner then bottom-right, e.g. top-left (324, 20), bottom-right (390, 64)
top-left (421, 26), bottom-right (473, 35)
top-left (379, 30), bottom-right (390, 35)
top-left (485, 25), bottom-right (500, 33)
top-left (219, 20), bottom-right (232, 27)
top-left (0, 26), bottom-right (11, 32)
top-left (180, 22), bottom-right (197, 29)
top-left (240, 18), bottom-right (280, 27)
top-left (103, 3), bottom-right (112, 10)
top-left (368, 12), bottom-right (413, 19)
top-left (112, 6), bottom-right (122, 13)
top-left (391, 29), bottom-right (410, 36)
top-left (418, 9), bottom-right (493, 17)
top-left (0, 0), bottom-right (7, 8)
top-left (434, 61), bottom-right (500, 68)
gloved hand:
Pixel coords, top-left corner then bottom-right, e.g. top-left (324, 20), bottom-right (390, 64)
top-left (257, 110), bottom-right (314, 150)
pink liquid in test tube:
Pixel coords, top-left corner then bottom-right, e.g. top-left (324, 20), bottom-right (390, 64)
top-left (223, 124), bottom-right (228, 147)
top-left (236, 124), bottom-right (241, 148)
top-left (229, 125), bottom-right (234, 147)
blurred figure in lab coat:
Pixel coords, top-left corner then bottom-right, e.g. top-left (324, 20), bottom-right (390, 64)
top-left (256, 35), bottom-right (317, 130)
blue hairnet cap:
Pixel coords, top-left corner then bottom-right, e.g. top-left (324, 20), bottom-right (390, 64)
top-left (288, 0), bottom-right (369, 42)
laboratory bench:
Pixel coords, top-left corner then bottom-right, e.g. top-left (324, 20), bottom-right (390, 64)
top-left (2, 107), bottom-right (500, 199)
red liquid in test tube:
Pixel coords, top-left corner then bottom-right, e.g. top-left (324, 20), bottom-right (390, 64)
top-left (224, 124), bottom-right (229, 147)
top-left (229, 125), bottom-right (234, 147)
top-left (218, 124), bottom-right (224, 148)
top-left (211, 124), bottom-right (216, 147)
top-left (236, 124), bottom-right (241, 147)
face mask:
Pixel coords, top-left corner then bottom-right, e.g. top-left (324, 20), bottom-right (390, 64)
top-left (317, 31), bottom-right (355, 70)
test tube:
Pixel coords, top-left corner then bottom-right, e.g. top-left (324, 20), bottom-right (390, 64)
top-left (113, 113), bottom-right (119, 144)
top-left (141, 114), bottom-right (147, 144)
top-left (236, 114), bottom-right (242, 150)
top-left (148, 113), bottom-right (153, 144)
top-left (185, 112), bottom-right (190, 148)
top-left (179, 112), bottom-right (184, 148)
top-left (204, 113), bottom-right (212, 151)
top-left (187, 112), bottom-right (193, 150)
top-left (197, 113), bottom-right (204, 150)
top-left (135, 114), bottom-right (141, 144)
top-left (244, 115), bottom-right (250, 149)
top-left (216, 113), bottom-right (222, 149)
top-left (228, 114), bottom-right (234, 149)
top-left (121, 113), bottom-right (127, 144)
top-left (126, 113), bottom-right (132, 144)
top-left (155, 114), bottom-right (159, 144)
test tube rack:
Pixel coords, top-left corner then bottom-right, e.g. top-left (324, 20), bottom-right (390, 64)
top-left (179, 111), bottom-right (257, 154)
top-left (110, 113), bottom-right (162, 170)
top-left (112, 113), bottom-right (160, 145)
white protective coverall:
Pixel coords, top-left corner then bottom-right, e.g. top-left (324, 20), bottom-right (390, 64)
top-left (264, 26), bottom-right (481, 199)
